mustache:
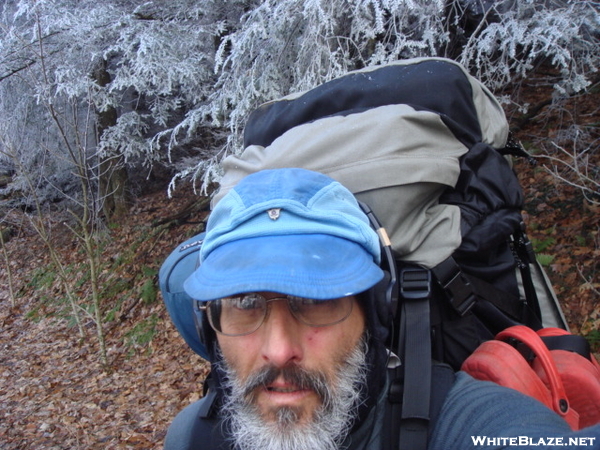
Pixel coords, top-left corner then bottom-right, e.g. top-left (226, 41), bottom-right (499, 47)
top-left (242, 365), bottom-right (332, 406)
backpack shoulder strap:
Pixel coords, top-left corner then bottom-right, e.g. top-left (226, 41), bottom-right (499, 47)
top-left (385, 265), bottom-right (456, 450)
top-left (429, 363), bottom-right (457, 426)
top-left (385, 362), bottom-right (456, 450)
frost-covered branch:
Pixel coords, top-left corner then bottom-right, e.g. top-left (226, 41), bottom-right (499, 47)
top-left (1, 0), bottom-right (598, 198)
top-left (537, 139), bottom-right (600, 206)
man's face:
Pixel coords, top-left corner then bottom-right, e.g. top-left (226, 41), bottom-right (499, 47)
top-left (216, 292), bottom-right (366, 440)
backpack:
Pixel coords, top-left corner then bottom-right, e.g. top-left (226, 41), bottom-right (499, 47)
top-left (159, 57), bottom-right (573, 448)
top-left (212, 56), bottom-right (568, 362)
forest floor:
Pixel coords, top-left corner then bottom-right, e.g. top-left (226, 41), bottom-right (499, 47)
top-left (0, 77), bottom-right (598, 449)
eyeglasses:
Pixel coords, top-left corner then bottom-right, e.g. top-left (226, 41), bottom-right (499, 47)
top-left (199, 293), bottom-right (354, 336)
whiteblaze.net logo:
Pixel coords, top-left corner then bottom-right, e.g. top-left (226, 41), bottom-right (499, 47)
top-left (470, 436), bottom-right (597, 447)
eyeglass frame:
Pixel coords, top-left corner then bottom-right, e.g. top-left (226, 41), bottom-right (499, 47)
top-left (197, 293), bottom-right (355, 337)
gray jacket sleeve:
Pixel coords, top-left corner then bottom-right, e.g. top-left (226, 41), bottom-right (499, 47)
top-left (428, 372), bottom-right (600, 449)
top-left (164, 399), bottom-right (205, 450)
top-left (164, 396), bottom-right (228, 450)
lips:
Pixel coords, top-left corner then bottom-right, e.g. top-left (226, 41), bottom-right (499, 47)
top-left (241, 364), bottom-right (329, 405)
top-left (265, 378), bottom-right (311, 394)
top-left (260, 379), bottom-right (314, 413)
top-left (263, 375), bottom-right (303, 390)
top-left (267, 386), bottom-right (301, 393)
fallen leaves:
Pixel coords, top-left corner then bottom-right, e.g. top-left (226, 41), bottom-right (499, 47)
top-left (0, 189), bottom-right (210, 450)
top-left (0, 301), bottom-right (209, 450)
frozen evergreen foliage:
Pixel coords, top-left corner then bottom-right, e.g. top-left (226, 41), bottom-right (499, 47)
top-left (459, 0), bottom-right (600, 94)
top-left (0, 0), bottom-right (598, 203)
top-left (1, 1), bottom-right (221, 163)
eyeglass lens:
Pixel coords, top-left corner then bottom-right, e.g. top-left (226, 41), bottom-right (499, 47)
top-left (205, 294), bottom-right (353, 336)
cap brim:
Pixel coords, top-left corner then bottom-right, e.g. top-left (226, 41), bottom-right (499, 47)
top-left (184, 234), bottom-right (384, 301)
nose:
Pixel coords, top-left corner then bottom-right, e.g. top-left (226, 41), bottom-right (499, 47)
top-left (259, 300), bottom-right (304, 367)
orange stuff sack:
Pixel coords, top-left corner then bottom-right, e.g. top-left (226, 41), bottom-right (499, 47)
top-left (462, 325), bottom-right (600, 431)
top-left (534, 328), bottom-right (600, 429)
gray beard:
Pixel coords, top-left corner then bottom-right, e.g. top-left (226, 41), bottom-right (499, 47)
top-left (218, 338), bottom-right (369, 450)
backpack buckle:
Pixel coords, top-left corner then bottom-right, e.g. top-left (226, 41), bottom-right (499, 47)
top-left (400, 267), bottom-right (431, 300)
top-left (432, 257), bottom-right (476, 316)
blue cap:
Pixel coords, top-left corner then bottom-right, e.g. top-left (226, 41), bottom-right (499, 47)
top-left (184, 168), bottom-right (384, 301)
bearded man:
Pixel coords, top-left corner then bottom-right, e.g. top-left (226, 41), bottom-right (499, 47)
top-left (164, 168), bottom-right (599, 450)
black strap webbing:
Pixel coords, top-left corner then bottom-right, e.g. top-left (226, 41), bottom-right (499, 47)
top-left (198, 373), bottom-right (220, 419)
top-left (385, 361), bottom-right (456, 450)
top-left (512, 225), bottom-right (543, 321)
top-left (432, 256), bottom-right (543, 329)
top-left (542, 335), bottom-right (592, 360)
top-left (399, 296), bottom-right (432, 450)
top-left (388, 266), bottom-right (433, 450)
top-left (467, 275), bottom-right (527, 323)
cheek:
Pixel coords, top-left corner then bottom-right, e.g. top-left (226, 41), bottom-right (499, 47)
top-left (306, 327), bottom-right (320, 342)
top-left (217, 335), bottom-right (260, 375)
top-left (304, 326), bottom-right (338, 348)
top-left (304, 321), bottom-right (363, 355)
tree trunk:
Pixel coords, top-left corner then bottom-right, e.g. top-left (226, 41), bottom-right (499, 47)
top-left (92, 59), bottom-right (130, 222)
top-left (98, 152), bottom-right (130, 221)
